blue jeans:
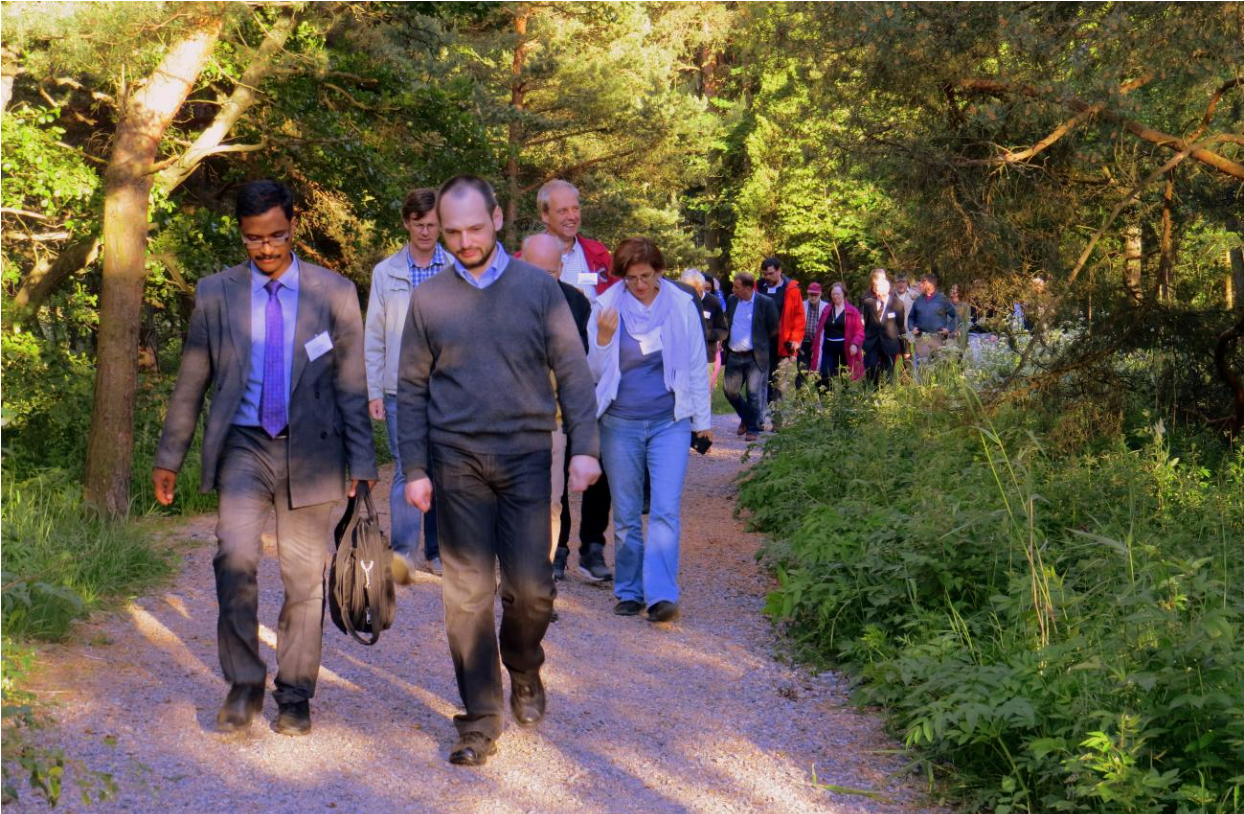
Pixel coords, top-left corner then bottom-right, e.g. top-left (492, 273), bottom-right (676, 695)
top-left (384, 394), bottom-right (439, 560)
top-left (723, 354), bottom-right (767, 434)
top-left (600, 413), bottom-right (691, 606)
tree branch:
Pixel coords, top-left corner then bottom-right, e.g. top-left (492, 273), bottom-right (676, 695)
top-left (1190, 78), bottom-right (1243, 142)
top-left (11, 236), bottom-right (102, 320)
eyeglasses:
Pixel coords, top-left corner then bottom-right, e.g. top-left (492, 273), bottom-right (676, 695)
top-left (241, 231), bottom-right (292, 249)
top-left (409, 223), bottom-right (438, 233)
top-left (624, 272), bottom-right (659, 288)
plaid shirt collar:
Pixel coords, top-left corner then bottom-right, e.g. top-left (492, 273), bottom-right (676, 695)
top-left (407, 243), bottom-right (448, 287)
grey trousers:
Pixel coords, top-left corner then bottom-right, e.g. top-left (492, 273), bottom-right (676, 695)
top-left (214, 426), bottom-right (334, 704)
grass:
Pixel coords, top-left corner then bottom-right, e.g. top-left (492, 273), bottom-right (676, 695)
top-left (741, 362), bottom-right (1244, 814)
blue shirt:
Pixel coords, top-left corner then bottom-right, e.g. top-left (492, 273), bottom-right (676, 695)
top-left (729, 296), bottom-right (755, 352)
top-left (607, 317), bottom-right (675, 421)
top-left (452, 244), bottom-right (509, 289)
top-left (233, 256), bottom-right (300, 427)
top-left (409, 243), bottom-right (448, 288)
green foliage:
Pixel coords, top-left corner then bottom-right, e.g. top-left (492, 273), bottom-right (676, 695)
top-left (1, 471), bottom-right (174, 641)
top-left (742, 371), bottom-right (1244, 813)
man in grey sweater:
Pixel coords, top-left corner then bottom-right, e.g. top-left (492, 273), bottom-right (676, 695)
top-left (397, 176), bottom-right (601, 766)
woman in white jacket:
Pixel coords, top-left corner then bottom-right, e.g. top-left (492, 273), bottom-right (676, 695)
top-left (587, 238), bottom-right (712, 623)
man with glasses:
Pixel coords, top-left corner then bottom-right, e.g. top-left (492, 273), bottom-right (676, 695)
top-left (153, 179), bottom-right (376, 737)
top-left (365, 188), bottom-right (448, 583)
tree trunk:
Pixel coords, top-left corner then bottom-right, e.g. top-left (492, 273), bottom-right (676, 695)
top-left (1124, 224), bottom-right (1143, 303)
top-left (155, 7), bottom-right (296, 196)
top-left (504, 9), bottom-right (531, 248)
top-left (1157, 174), bottom-right (1175, 302)
top-left (1229, 215), bottom-right (1244, 311)
top-left (83, 16), bottom-right (223, 518)
top-left (1, 45), bottom-right (19, 112)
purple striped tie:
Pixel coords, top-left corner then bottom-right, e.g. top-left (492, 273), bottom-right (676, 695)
top-left (260, 279), bottom-right (286, 438)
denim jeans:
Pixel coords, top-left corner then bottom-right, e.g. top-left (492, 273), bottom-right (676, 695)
top-left (599, 413), bottom-right (691, 606)
top-left (384, 394), bottom-right (439, 560)
top-left (723, 354), bottom-right (767, 434)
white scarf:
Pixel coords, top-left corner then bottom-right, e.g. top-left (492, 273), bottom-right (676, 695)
top-left (596, 279), bottom-right (693, 396)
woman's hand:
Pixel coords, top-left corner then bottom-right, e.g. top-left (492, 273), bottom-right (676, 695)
top-left (694, 429), bottom-right (713, 443)
top-left (597, 307), bottom-right (619, 346)
top-left (849, 344), bottom-right (859, 356)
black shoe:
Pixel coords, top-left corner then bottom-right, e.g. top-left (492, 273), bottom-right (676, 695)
top-left (272, 700), bottom-right (312, 736)
top-left (613, 600), bottom-right (642, 616)
top-left (552, 546), bottom-right (569, 581)
top-left (509, 672), bottom-right (546, 728)
top-left (449, 732), bottom-right (497, 766)
top-left (216, 684), bottom-right (264, 732)
top-left (647, 601), bottom-right (680, 623)
top-left (578, 542), bottom-right (613, 583)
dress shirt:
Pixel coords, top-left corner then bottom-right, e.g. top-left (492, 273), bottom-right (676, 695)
top-left (729, 296), bottom-right (755, 352)
top-left (408, 243), bottom-right (448, 287)
top-left (234, 255), bottom-right (300, 427)
top-left (558, 238), bottom-right (597, 303)
top-left (452, 244), bottom-right (510, 289)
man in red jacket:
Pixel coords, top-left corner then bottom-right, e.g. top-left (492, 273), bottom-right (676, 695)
top-left (759, 257), bottom-right (805, 427)
top-left (536, 179), bottom-right (619, 583)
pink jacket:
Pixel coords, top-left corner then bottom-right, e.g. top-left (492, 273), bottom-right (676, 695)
top-left (810, 302), bottom-right (865, 381)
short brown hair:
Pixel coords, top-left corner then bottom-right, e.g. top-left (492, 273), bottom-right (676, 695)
top-left (402, 188), bottom-right (437, 222)
top-left (612, 237), bottom-right (666, 278)
top-left (438, 175), bottom-right (499, 215)
top-left (734, 271), bottom-right (756, 289)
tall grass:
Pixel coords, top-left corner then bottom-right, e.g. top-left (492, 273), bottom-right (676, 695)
top-left (742, 365), bottom-right (1244, 813)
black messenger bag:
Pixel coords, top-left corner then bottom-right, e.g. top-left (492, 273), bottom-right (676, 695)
top-left (328, 482), bottom-right (396, 645)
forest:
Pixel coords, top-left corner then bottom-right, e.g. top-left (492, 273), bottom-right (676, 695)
top-left (2, 2), bottom-right (1242, 812)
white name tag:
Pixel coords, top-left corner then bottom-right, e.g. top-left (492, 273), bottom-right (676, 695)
top-left (637, 329), bottom-right (663, 355)
top-left (702, 310), bottom-right (711, 319)
top-left (305, 331), bottom-right (333, 362)
top-left (577, 271), bottom-right (599, 286)
top-left (887, 312), bottom-right (897, 319)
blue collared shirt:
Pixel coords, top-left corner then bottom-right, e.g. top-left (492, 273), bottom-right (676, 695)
top-left (729, 296), bottom-right (755, 352)
top-left (234, 256), bottom-right (300, 427)
top-left (452, 244), bottom-right (509, 289)
top-left (409, 243), bottom-right (448, 288)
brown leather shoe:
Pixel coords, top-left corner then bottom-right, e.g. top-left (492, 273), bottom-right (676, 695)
top-left (216, 684), bottom-right (263, 732)
top-left (449, 731), bottom-right (498, 766)
top-left (272, 700), bottom-right (312, 736)
top-left (736, 420), bottom-right (747, 436)
top-left (509, 673), bottom-right (546, 728)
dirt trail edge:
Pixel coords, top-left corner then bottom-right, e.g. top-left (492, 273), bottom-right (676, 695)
top-left (15, 414), bottom-right (941, 814)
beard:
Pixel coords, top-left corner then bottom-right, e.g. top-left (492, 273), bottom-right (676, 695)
top-left (452, 237), bottom-right (497, 272)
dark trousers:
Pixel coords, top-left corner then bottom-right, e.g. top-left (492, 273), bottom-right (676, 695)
top-left (724, 354), bottom-right (767, 434)
top-left (795, 338), bottom-right (815, 389)
top-left (819, 340), bottom-right (848, 385)
top-left (766, 344), bottom-right (782, 405)
top-left (214, 426), bottom-right (333, 705)
top-left (558, 459), bottom-right (612, 552)
top-left (864, 343), bottom-right (898, 385)
top-left (432, 443), bottom-right (555, 739)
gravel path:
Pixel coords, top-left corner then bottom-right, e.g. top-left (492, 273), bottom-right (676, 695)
top-left (14, 414), bottom-right (939, 814)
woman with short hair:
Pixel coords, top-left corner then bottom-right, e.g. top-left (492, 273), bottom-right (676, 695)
top-left (588, 238), bottom-right (712, 623)
top-left (810, 281), bottom-right (865, 384)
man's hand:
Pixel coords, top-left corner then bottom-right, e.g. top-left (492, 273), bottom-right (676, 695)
top-left (405, 477), bottom-right (433, 512)
top-left (368, 399), bottom-right (386, 421)
top-left (153, 467), bottom-right (177, 507)
top-left (939, 328), bottom-right (951, 338)
top-left (785, 340), bottom-right (798, 354)
top-left (597, 307), bottom-right (619, 346)
top-left (568, 455), bottom-right (602, 493)
top-left (911, 327), bottom-right (921, 336)
top-left (348, 479), bottom-right (378, 498)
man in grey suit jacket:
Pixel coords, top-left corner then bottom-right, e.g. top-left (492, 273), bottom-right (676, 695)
top-left (153, 180), bottom-right (377, 737)
top-left (723, 271), bottom-right (780, 440)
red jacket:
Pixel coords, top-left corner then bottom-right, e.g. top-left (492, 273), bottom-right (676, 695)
top-left (811, 302), bottom-right (865, 381)
top-left (770, 278), bottom-right (805, 358)
top-left (515, 235), bottom-right (618, 296)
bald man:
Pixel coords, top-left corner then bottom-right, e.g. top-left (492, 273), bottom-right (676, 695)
top-left (521, 233), bottom-right (591, 579)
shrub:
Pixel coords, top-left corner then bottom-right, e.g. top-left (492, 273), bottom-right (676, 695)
top-left (743, 369), bottom-right (1244, 813)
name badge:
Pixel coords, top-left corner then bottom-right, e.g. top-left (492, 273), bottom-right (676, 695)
top-left (887, 312), bottom-right (897, 319)
top-left (702, 310), bottom-right (711, 319)
top-left (305, 331), bottom-right (333, 362)
top-left (577, 271), bottom-right (599, 287)
top-left (637, 329), bottom-right (663, 355)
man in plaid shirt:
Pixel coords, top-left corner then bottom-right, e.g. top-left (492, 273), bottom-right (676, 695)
top-left (364, 188), bottom-right (449, 582)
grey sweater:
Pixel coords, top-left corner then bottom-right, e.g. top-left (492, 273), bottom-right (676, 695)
top-left (396, 258), bottom-right (600, 481)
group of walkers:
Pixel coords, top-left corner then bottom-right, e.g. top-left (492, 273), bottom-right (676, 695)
top-left (151, 175), bottom-right (710, 766)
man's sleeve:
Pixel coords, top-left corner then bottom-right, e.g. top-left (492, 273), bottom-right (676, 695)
top-left (332, 280), bottom-right (378, 481)
top-left (154, 281), bottom-right (214, 473)
top-left (707, 295), bottom-right (729, 344)
top-left (765, 296), bottom-right (780, 337)
top-left (783, 287), bottom-right (805, 346)
top-left (907, 299), bottom-right (918, 333)
top-left (547, 281), bottom-right (600, 459)
top-left (397, 290), bottom-right (434, 482)
top-left (363, 268), bottom-right (386, 402)
top-left (945, 299), bottom-right (958, 332)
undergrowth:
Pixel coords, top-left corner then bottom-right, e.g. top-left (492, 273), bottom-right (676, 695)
top-left (742, 364), bottom-right (1244, 813)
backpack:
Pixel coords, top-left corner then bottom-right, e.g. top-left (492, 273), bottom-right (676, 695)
top-left (328, 482), bottom-right (395, 645)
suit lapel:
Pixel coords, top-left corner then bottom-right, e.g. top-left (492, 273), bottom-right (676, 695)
top-left (223, 264), bottom-right (252, 382)
top-left (289, 263), bottom-right (325, 396)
